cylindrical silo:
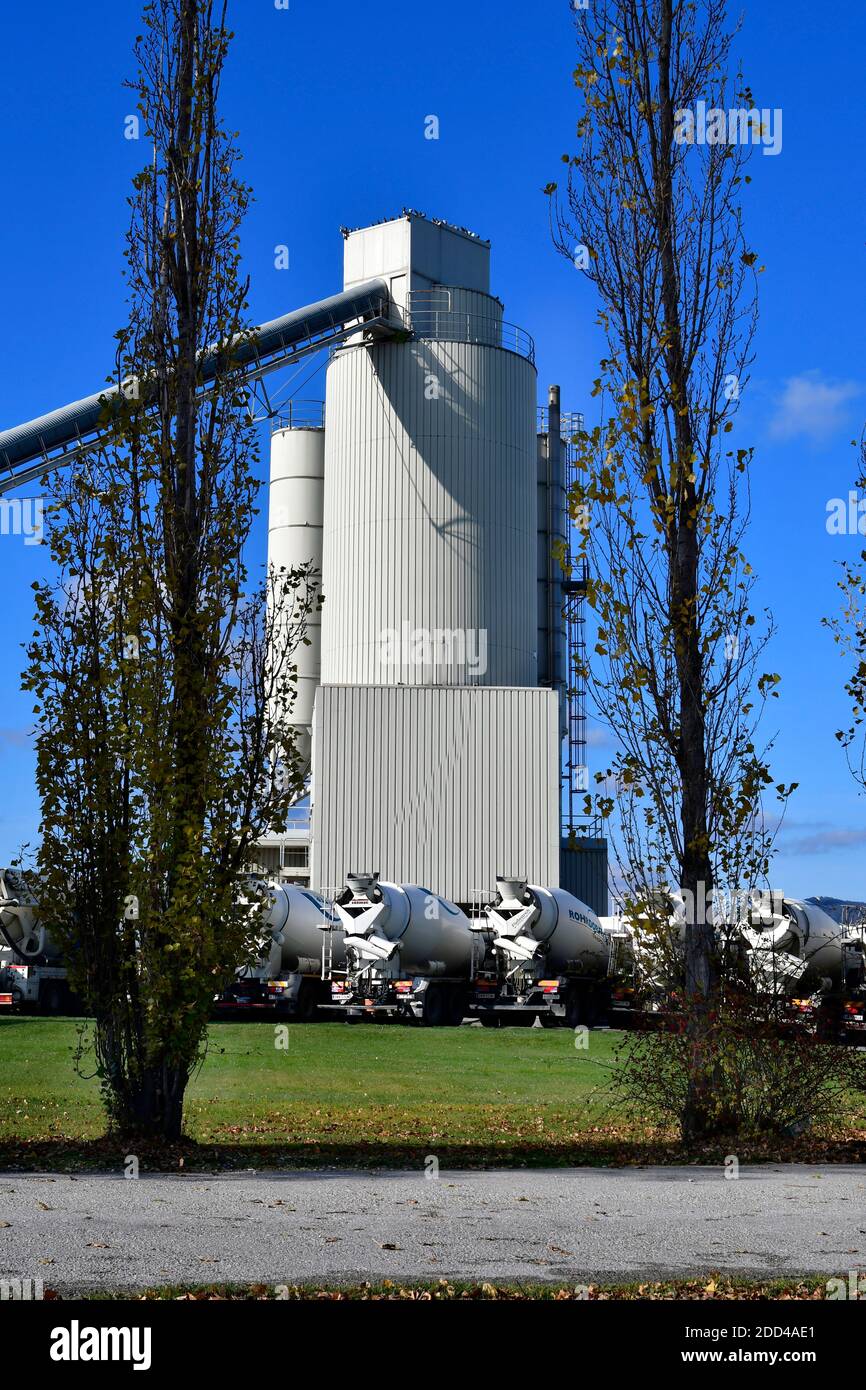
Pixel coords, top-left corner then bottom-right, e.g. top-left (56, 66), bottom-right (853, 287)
top-left (268, 410), bottom-right (325, 770)
top-left (320, 288), bottom-right (537, 688)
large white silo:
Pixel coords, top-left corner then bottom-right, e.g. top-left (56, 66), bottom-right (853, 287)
top-left (320, 268), bottom-right (538, 689)
top-left (267, 410), bottom-right (325, 770)
top-left (311, 212), bottom-right (563, 903)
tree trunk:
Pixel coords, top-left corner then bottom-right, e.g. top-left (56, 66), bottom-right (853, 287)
top-left (124, 1063), bottom-right (188, 1141)
top-left (657, 0), bottom-right (720, 1139)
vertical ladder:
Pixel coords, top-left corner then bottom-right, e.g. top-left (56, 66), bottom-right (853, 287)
top-left (318, 886), bottom-right (339, 982)
top-left (321, 931), bottom-right (333, 982)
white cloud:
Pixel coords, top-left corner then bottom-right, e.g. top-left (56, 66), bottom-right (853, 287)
top-left (586, 723), bottom-right (612, 748)
top-left (768, 371), bottom-right (861, 444)
top-left (0, 728), bottom-right (32, 748)
top-left (779, 824), bottom-right (866, 856)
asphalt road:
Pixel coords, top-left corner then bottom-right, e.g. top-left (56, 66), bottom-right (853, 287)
top-left (1, 1165), bottom-right (864, 1292)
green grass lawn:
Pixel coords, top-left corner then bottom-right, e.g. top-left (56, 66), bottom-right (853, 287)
top-left (0, 1017), bottom-right (624, 1162)
top-left (2, 1016), bottom-right (865, 1170)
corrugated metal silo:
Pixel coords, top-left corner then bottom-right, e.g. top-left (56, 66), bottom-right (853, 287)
top-left (268, 409), bottom-right (325, 767)
top-left (320, 327), bottom-right (537, 687)
top-left (309, 213), bottom-right (572, 904)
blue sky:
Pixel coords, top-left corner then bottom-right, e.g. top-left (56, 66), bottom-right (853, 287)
top-left (0, 1), bottom-right (864, 897)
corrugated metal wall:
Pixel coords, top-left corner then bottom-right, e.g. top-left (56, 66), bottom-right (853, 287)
top-left (560, 840), bottom-right (609, 917)
top-left (311, 685), bottom-right (560, 903)
top-left (320, 336), bottom-right (537, 688)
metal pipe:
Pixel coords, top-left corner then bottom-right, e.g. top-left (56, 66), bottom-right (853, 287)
top-left (0, 279), bottom-right (392, 484)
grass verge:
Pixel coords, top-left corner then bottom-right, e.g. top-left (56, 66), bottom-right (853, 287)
top-left (2, 1017), bottom-right (865, 1170)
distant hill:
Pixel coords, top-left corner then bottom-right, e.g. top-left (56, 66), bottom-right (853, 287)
top-left (805, 896), bottom-right (866, 924)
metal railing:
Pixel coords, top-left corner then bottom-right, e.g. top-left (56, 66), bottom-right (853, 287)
top-left (270, 400), bottom-right (325, 432)
top-left (409, 309), bottom-right (536, 364)
top-left (537, 407), bottom-right (585, 438)
top-left (406, 290), bottom-right (536, 365)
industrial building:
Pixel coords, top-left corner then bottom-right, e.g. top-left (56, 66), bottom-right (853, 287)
top-left (262, 213), bottom-right (607, 913)
top-left (0, 209), bottom-right (608, 916)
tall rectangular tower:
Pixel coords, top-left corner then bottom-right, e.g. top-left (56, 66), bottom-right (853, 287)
top-left (309, 213), bottom-right (562, 905)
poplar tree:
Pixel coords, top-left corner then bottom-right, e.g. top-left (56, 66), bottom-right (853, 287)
top-left (25, 0), bottom-right (315, 1138)
top-left (548, 0), bottom-right (794, 1137)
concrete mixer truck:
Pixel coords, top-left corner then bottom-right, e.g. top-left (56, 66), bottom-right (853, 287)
top-left (215, 882), bottom-right (344, 1021)
top-left (0, 865), bottom-right (341, 1021)
top-left (0, 867), bottom-right (73, 1014)
top-left (480, 878), bottom-right (634, 1028)
top-left (740, 894), bottom-right (866, 1041)
top-left (329, 874), bottom-right (490, 1025)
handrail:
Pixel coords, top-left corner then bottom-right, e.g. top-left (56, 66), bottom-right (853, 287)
top-left (409, 307), bottom-right (536, 365)
top-left (537, 406), bottom-right (585, 437)
top-left (271, 401), bottom-right (325, 432)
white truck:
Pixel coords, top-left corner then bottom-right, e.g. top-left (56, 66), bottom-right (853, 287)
top-left (741, 893), bottom-right (866, 1040)
top-left (330, 875), bottom-right (484, 1025)
top-left (0, 868), bottom-right (342, 1022)
top-left (0, 868), bottom-right (73, 1014)
top-left (479, 877), bottom-right (633, 1027)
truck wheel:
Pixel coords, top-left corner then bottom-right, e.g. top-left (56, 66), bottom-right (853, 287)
top-left (565, 988), bottom-right (584, 1030)
top-left (448, 987), bottom-right (468, 1026)
top-left (422, 986), bottom-right (448, 1027)
top-left (479, 1013), bottom-right (501, 1029)
top-left (294, 981), bottom-right (319, 1023)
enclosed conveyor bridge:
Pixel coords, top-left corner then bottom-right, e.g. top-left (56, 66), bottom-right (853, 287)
top-left (0, 279), bottom-right (393, 495)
